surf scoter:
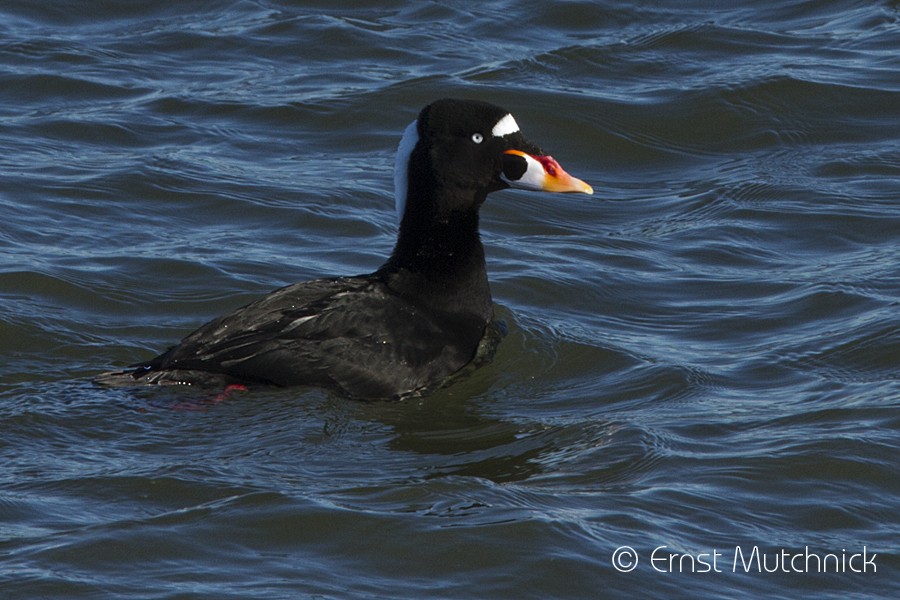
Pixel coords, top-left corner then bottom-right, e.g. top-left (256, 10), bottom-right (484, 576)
top-left (97, 98), bottom-right (592, 399)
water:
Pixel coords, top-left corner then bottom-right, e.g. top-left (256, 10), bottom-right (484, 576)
top-left (1, 1), bottom-right (898, 598)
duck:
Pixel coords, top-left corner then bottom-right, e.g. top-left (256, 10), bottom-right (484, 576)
top-left (96, 98), bottom-right (592, 399)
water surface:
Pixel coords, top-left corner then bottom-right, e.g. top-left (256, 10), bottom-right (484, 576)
top-left (1, 1), bottom-right (898, 598)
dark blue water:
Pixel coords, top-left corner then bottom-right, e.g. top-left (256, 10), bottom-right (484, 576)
top-left (2, 1), bottom-right (898, 598)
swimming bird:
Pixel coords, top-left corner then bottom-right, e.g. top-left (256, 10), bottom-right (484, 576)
top-left (96, 98), bottom-right (592, 399)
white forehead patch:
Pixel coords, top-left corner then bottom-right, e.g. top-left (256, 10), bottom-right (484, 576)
top-left (393, 119), bottom-right (419, 226)
top-left (491, 113), bottom-right (520, 138)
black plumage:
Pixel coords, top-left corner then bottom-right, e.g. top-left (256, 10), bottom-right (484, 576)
top-left (96, 99), bottom-right (591, 399)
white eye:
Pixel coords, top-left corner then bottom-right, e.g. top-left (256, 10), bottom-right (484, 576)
top-left (471, 132), bottom-right (484, 144)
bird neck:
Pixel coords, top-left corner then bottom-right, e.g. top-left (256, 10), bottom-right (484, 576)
top-left (388, 185), bottom-right (485, 278)
top-left (380, 190), bottom-right (492, 319)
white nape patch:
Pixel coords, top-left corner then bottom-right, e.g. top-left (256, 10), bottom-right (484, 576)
top-left (393, 119), bottom-right (419, 226)
top-left (491, 113), bottom-right (520, 138)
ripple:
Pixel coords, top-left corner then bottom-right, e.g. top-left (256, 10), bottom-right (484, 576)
top-left (786, 321), bottom-right (900, 384)
top-left (2, 1), bottom-right (899, 598)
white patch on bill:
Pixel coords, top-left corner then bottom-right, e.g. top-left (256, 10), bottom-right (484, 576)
top-left (491, 113), bottom-right (520, 138)
top-left (393, 119), bottom-right (419, 226)
top-left (501, 152), bottom-right (546, 191)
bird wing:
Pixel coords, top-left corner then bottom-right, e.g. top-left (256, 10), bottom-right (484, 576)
top-left (142, 276), bottom-right (480, 397)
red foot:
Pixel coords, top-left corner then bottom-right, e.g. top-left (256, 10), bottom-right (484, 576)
top-left (172, 383), bottom-right (249, 411)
